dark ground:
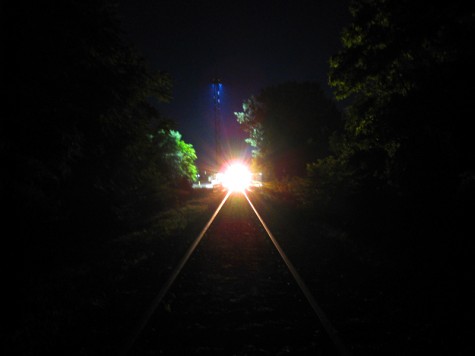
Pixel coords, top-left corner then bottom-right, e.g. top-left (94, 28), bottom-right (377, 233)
top-left (250, 191), bottom-right (473, 355)
top-left (7, 188), bottom-right (473, 355)
top-left (130, 192), bottom-right (337, 355)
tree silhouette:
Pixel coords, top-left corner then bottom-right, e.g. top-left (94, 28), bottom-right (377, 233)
top-left (235, 82), bottom-right (342, 180)
top-left (2, 0), bottom-right (193, 246)
top-left (329, 0), bottom-right (475, 200)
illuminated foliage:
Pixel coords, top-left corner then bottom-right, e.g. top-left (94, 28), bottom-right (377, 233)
top-left (3, 0), bottom-right (189, 236)
top-left (235, 82), bottom-right (342, 180)
top-left (157, 130), bottom-right (198, 183)
top-left (328, 0), bottom-right (475, 197)
top-left (235, 96), bottom-right (265, 157)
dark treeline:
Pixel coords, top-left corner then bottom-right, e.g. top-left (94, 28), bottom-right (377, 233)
top-left (3, 1), bottom-right (197, 270)
top-left (237, 0), bottom-right (474, 247)
top-left (235, 81), bottom-right (342, 180)
top-left (327, 0), bottom-right (475, 243)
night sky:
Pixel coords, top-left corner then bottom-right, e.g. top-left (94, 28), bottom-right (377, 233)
top-left (117, 0), bottom-right (351, 169)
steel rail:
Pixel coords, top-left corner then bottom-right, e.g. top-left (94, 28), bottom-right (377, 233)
top-left (243, 191), bottom-right (352, 356)
top-left (121, 190), bottom-right (232, 355)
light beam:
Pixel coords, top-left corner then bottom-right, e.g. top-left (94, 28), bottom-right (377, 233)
top-left (222, 162), bottom-right (252, 192)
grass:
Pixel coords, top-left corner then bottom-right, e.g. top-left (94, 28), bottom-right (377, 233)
top-left (249, 187), bottom-right (473, 354)
top-left (10, 186), bottom-right (471, 354)
top-left (9, 189), bottom-right (224, 355)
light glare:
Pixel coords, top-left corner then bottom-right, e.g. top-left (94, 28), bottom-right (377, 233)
top-left (222, 163), bottom-right (251, 192)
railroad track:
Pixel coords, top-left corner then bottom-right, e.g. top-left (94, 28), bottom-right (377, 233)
top-left (122, 190), bottom-right (350, 355)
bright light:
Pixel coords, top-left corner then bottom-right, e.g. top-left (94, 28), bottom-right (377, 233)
top-left (222, 163), bottom-right (252, 192)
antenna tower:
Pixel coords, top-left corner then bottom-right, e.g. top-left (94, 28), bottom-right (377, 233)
top-left (211, 78), bottom-right (222, 169)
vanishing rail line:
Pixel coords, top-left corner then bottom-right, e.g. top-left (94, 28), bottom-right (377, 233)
top-left (121, 190), bottom-right (350, 355)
